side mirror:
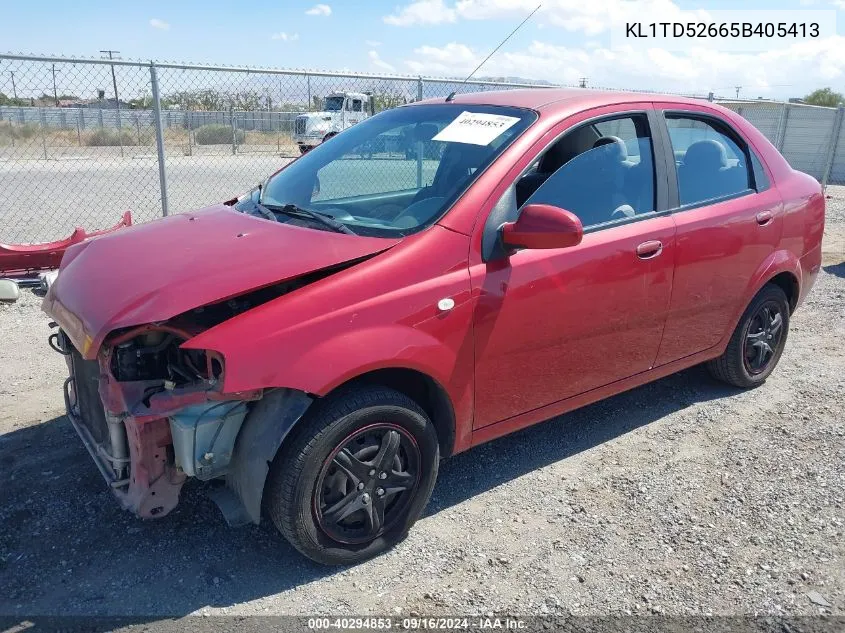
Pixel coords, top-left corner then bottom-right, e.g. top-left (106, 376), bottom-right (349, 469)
top-left (500, 203), bottom-right (584, 250)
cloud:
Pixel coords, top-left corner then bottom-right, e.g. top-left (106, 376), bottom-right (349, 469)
top-left (405, 43), bottom-right (476, 74)
top-left (149, 18), bottom-right (170, 30)
top-left (366, 40), bottom-right (383, 47)
top-left (271, 32), bottom-right (299, 42)
top-left (385, 0), bottom-right (701, 33)
top-left (401, 36), bottom-right (845, 98)
top-left (369, 50), bottom-right (396, 72)
top-left (384, 0), bottom-right (457, 26)
top-left (305, 3), bottom-right (332, 16)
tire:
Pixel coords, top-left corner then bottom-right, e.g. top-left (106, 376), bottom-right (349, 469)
top-left (298, 145), bottom-right (311, 155)
top-left (707, 283), bottom-right (790, 388)
top-left (264, 386), bottom-right (440, 565)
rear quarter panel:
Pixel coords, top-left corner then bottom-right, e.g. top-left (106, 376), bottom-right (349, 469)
top-left (778, 170), bottom-right (825, 306)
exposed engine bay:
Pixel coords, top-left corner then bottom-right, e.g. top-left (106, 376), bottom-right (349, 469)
top-left (39, 200), bottom-right (400, 527)
top-left (49, 272), bottom-right (339, 520)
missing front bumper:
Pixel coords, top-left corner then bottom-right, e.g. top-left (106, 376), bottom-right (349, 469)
top-left (57, 332), bottom-right (186, 518)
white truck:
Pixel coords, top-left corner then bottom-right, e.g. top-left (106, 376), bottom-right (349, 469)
top-left (292, 91), bottom-right (374, 154)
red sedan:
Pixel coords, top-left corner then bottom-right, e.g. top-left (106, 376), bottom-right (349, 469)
top-left (43, 89), bottom-right (824, 565)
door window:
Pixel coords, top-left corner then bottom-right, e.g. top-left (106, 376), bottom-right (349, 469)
top-left (352, 99), bottom-right (363, 112)
top-left (665, 115), bottom-right (752, 206)
top-left (518, 114), bottom-right (656, 229)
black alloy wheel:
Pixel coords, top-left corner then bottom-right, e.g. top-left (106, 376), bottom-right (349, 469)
top-left (707, 283), bottom-right (790, 388)
top-left (264, 386), bottom-right (440, 565)
top-left (314, 424), bottom-right (420, 544)
top-left (742, 300), bottom-right (785, 375)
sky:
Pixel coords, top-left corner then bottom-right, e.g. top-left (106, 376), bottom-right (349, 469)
top-left (2, 0), bottom-right (845, 99)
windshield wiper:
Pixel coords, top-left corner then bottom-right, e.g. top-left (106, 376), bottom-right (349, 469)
top-left (261, 203), bottom-right (355, 235)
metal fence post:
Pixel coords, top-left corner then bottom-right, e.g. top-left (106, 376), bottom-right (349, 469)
top-left (230, 106), bottom-right (237, 155)
top-left (416, 77), bottom-right (424, 187)
top-left (821, 104), bottom-right (844, 189)
top-left (39, 107), bottom-right (48, 160)
top-left (76, 108), bottom-right (82, 146)
top-left (775, 103), bottom-right (790, 152)
top-left (186, 109), bottom-right (193, 157)
top-left (149, 63), bottom-right (170, 216)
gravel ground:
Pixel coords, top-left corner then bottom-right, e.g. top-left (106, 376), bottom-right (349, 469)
top-left (0, 190), bottom-right (843, 620)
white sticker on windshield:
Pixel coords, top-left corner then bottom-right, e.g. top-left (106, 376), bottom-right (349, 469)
top-left (432, 111), bottom-right (521, 146)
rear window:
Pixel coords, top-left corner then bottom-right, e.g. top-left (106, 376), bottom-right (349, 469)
top-left (665, 115), bottom-right (752, 206)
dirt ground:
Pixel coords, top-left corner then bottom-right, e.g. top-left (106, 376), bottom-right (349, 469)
top-left (0, 190), bottom-right (843, 619)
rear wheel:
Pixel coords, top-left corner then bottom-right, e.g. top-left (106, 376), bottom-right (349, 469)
top-left (707, 284), bottom-right (790, 388)
top-left (264, 387), bottom-right (439, 565)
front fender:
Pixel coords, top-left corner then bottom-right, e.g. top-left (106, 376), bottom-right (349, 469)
top-left (212, 289), bottom-right (475, 398)
top-left (281, 323), bottom-right (464, 397)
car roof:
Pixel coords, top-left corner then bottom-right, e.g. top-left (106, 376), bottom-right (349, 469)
top-left (413, 88), bottom-right (707, 114)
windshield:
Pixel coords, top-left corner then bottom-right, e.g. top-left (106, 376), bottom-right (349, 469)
top-left (258, 104), bottom-right (536, 237)
top-left (324, 96), bottom-right (345, 111)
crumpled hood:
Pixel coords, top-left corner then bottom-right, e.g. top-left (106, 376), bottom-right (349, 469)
top-left (43, 205), bottom-right (398, 358)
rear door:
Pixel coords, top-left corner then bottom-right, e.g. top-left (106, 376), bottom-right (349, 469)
top-left (651, 104), bottom-right (784, 366)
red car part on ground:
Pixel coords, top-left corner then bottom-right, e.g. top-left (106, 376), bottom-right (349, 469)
top-left (0, 211), bottom-right (132, 282)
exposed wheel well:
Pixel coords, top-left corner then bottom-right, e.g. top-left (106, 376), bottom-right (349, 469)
top-left (768, 271), bottom-right (799, 313)
top-left (325, 368), bottom-right (456, 458)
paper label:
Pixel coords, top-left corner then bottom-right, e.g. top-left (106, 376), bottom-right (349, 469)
top-left (432, 111), bottom-right (521, 146)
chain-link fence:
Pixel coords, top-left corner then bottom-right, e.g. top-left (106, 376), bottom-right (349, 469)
top-left (1, 52), bottom-right (843, 243)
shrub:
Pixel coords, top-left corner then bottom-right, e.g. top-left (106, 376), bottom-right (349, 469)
top-left (84, 129), bottom-right (138, 146)
top-left (12, 123), bottom-right (41, 140)
top-left (194, 124), bottom-right (244, 145)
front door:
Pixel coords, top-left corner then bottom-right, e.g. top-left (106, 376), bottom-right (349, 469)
top-left (471, 109), bottom-right (676, 428)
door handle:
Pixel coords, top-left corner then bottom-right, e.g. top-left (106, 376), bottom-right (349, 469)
top-left (636, 240), bottom-right (663, 259)
top-left (756, 210), bottom-right (774, 226)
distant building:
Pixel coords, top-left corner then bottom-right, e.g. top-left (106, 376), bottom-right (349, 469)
top-left (58, 96), bottom-right (132, 109)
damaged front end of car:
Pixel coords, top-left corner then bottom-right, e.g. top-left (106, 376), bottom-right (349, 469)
top-left (51, 318), bottom-right (263, 519)
top-left (44, 265), bottom-right (348, 521)
top-left (41, 204), bottom-right (399, 524)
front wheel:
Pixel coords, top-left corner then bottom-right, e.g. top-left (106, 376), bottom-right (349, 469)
top-left (264, 387), bottom-right (439, 565)
top-left (707, 283), bottom-right (790, 388)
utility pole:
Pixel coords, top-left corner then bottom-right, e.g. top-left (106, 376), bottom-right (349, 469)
top-left (579, 77), bottom-right (588, 88)
top-left (306, 73), bottom-right (311, 112)
top-left (9, 71), bottom-right (17, 100)
top-left (735, 85), bottom-right (742, 99)
top-left (100, 49), bottom-right (123, 157)
top-left (100, 49), bottom-right (121, 105)
top-left (51, 63), bottom-right (60, 106)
